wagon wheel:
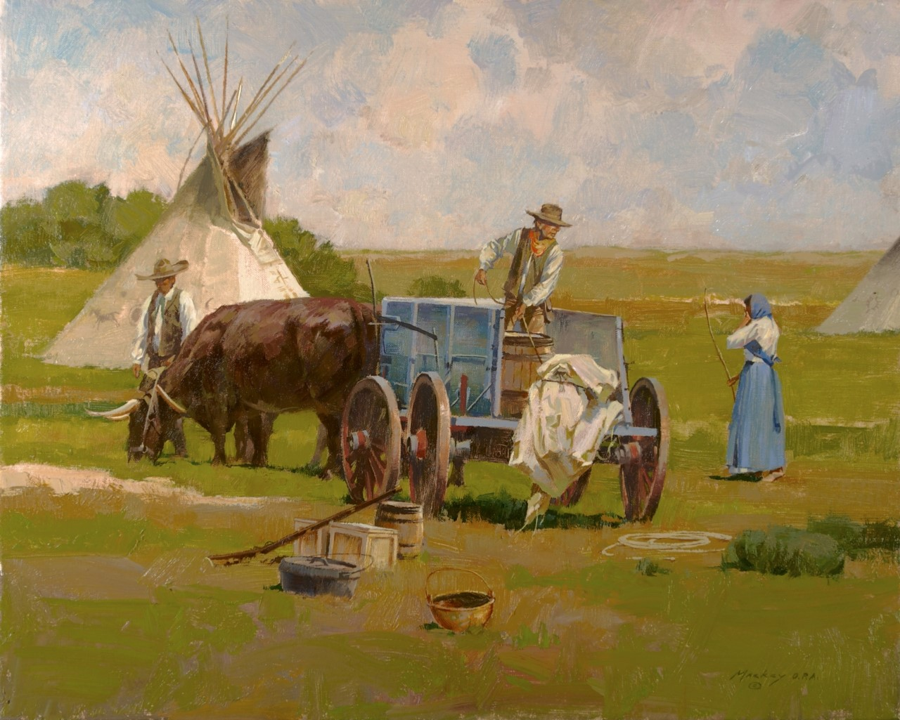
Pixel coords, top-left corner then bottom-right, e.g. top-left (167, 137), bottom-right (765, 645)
top-left (406, 372), bottom-right (451, 518)
top-left (341, 376), bottom-right (402, 503)
top-left (618, 377), bottom-right (670, 522)
top-left (552, 468), bottom-right (591, 507)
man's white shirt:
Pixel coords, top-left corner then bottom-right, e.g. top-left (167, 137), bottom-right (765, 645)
top-left (478, 228), bottom-right (564, 307)
top-left (131, 287), bottom-right (198, 365)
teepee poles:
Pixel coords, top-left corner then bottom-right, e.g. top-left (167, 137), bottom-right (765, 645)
top-left (232, 57), bottom-right (307, 147)
top-left (221, 20), bottom-right (230, 129)
top-left (221, 45), bottom-right (296, 146)
top-left (166, 32), bottom-right (211, 131)
top-left (195, 20), bottom-right (222, 134)
top-left (188, 39), bottom-right (213, 130)
top-left (162, 21), bottom-right (306, 227)
top-left (230, 80), bottom-right (243, 131)
top-left (159, 55), bottom-right (204, 122)
top-left (164, 23), bottom-right (305, 153)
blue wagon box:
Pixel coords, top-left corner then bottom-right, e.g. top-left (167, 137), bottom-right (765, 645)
top-left (339, 297), bottom-right (668, 524)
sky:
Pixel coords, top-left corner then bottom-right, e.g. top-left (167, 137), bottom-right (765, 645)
top-left (3, 0), bottom-right (900, 251)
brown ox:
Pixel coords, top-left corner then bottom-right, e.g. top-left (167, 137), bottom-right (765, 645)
top-left (95, 297), bottom-right (378, 472)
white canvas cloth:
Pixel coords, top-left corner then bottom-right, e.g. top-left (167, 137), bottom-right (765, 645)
top-left (510, 354), bottom-right (624, 497)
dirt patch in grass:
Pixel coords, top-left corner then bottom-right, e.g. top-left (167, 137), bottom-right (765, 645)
top-left (1, 463), bottom-right (266, 507)
top-left (2, 384), bottom-right (133, 404)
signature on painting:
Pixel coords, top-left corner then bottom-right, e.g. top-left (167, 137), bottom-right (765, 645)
top-left (730, 669), bottom-right (818, 690)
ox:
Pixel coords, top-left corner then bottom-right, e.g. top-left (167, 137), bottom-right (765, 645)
top-left (92, 297), bottom-right (378, 473)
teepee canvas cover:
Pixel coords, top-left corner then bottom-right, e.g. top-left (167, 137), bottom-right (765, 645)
top-left (42, 135), bottom-right (307, 368)
top-left (817, 237), bottom-right (900, 334)
top-left (42, 27), bottom-right (309, 368)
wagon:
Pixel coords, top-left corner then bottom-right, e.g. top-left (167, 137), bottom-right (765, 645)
top-left (340, 298), bottom-right (669, 522)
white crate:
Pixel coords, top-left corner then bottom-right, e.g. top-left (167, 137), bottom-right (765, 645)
top-left (328, 522), bottom-right (398, 570)
top-left (292, 519), bottom-right (329, 557)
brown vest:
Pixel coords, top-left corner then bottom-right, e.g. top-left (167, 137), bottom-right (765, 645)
top-left (147, 288), bottom-right (184, 358)
top-left (502, 228), bottom-right (557, 304)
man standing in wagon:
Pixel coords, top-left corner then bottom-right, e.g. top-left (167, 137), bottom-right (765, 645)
top-left (474, 203), bottom-right (570, 334)
top-left (131, 258), bottom-right (198, 457)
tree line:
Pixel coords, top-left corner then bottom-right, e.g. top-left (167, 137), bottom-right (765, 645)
top-left (0, 179), bottom-right (466, 300)
top-left (0, 180), bottom-right (367, 298)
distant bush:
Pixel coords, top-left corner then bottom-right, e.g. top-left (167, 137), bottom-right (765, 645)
top-left (807, 515), bottom-right (900, 560)
top-left (722, 526), bottom-right (844, 577)
top-left (407, 274), bottom-right (467, 298)
top-left (265, 216), bottom-right (367, 300)
top-left (1, 181), bottom-right (166, 269)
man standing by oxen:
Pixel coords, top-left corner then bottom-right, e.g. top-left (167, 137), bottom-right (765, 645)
top-left (474, 203), bottom-right (571, 333)
top-left (131, 258), bottom-right (197, 457)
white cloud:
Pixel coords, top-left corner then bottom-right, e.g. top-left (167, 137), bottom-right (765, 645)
top-left (4, 0), bottom-right (900, 251)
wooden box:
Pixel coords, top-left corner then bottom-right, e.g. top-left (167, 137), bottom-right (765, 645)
top-left (292, 518), bottom-right (329, 557)
top-left (328, 522), bottom-right (398, 570)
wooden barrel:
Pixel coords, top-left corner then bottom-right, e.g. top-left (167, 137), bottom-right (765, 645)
top-left (374, 501), bottom-right (424, 558)
top-left (500, 332), bottom-right (554, 418)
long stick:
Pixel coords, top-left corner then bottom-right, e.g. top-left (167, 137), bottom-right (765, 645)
top-left (521, 315), bottom-right (545, 363)
top-left (207, 486), bottom-right (402, 564)
top-left (704, 289), bottom-right (735, 401)
top-left (231, 57), bottom-right (307, 147)
top-left (188, 39), bottom-right (213, 128)
top-left (159, 54), bottom-right (204, 121)
top-left (222, 46), bottom-right (296, 145)
top-left (175, 126), bottom-right (205, 192)
top-left (167, 32), bottom-right (210, 129)
top-left (196, 19), bottom-right (222, 132)
top-left (366, 259), bottom-right (380, 376)
top-left (221, 18), bottom-right (229, 124)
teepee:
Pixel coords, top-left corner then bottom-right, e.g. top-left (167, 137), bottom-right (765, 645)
top-left (817, 236), bottom-right (900, 334)
top-left (42, 26), bottom-right (309, 369)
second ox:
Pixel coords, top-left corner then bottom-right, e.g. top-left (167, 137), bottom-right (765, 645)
top-left (95, 297), bottom-right (378, 474)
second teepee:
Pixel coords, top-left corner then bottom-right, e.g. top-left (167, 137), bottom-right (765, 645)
top-left (817, 236), bottom-right (900, 334)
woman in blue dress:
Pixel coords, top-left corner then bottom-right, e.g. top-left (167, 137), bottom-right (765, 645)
top-left (725, 294), bottom-right (785, 482)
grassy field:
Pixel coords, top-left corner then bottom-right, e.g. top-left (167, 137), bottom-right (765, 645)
top-left (2, 250), bottom-right (899, 719)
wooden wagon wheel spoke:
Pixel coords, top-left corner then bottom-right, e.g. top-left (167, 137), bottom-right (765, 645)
top-left (363, 456), bottom-right (376, 500)
top-left (368, 452), bottom-right (386, 481)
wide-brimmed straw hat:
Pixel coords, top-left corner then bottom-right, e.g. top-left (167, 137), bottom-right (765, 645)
top-left (526, 203), bottom-right (571, 227)
top-left (136, 258), bottom-right (189, 281)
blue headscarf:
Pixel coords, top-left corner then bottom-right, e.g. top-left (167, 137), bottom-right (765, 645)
top-left (745, 294), bottom-right (772, 320)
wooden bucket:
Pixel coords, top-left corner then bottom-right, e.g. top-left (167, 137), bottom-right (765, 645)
top-left (375, 501), bottom-right (424, 558)
top-left (500, 332), bottom-right (554, 418)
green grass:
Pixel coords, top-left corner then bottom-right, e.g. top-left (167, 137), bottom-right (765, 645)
top-left (2, 254), bottom-right (899, 719)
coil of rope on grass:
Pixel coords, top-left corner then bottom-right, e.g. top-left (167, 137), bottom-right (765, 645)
top-left (602, 531), bottom-right (732, 558)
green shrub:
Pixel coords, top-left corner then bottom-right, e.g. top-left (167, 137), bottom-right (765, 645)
top-left (264, 216), bottom-right (366, 299)
top-left (635, 558), bottom-right (670, 576)
top-left (2, 181), bottom-right (166, 269)
top-left (442, 491), bottom-right (621, 530)
top-left (407, 274), bottom-right (467, 298)
top-left (807, 515), bottom-right (900, 559)
top-left (722, 526), bottom-right (844, 577)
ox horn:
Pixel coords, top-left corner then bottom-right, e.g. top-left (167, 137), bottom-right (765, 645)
top-left (86, 398), bottom-right (142, 420)
top-left (156, 385), bottom-right (187, 415)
